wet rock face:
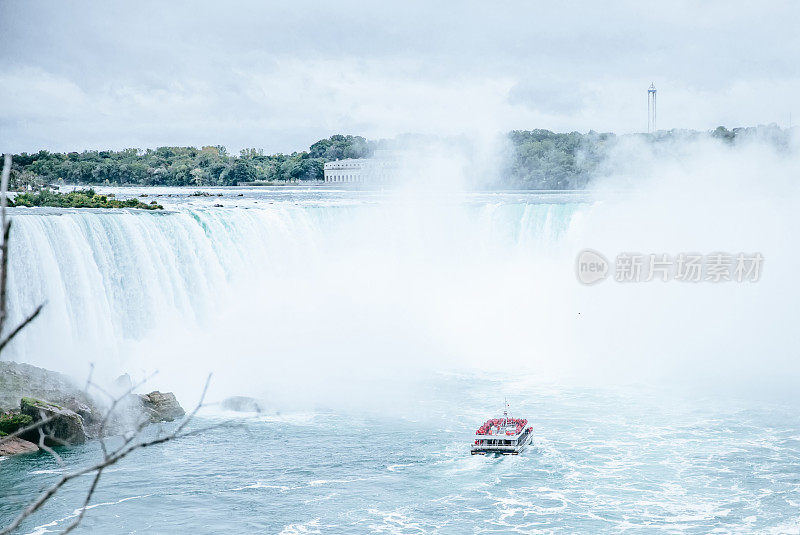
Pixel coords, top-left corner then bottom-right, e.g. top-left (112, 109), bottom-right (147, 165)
top-left (139, 391), bottom-right (185, 423)
top-left (19, 397), bottom-right (88, 446)
top-left (0, 437), bottom-right (39, 456)
top-left (0, 361), bottom-right (100, 416)
top-left (220, 396), bottom-right (263, 413)
top-left (0, 413), bottom-right (33, 435)
top-left (0, 362), bottom-right (105, 438)
top-left (0, 362), bottom-right (185, 456)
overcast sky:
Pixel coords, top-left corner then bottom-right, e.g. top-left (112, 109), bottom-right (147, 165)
top-left (1, 0), bottom-right (798, 153)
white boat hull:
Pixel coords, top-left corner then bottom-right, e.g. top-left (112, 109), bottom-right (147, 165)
top-left (471, 429), bottom-right (533, 455)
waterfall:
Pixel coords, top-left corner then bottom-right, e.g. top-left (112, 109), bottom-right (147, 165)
top-left (4, 201), bottom-right (584, 391)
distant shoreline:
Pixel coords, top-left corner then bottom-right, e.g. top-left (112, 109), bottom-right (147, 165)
top-left (8, 126), bottom-right (793, 193)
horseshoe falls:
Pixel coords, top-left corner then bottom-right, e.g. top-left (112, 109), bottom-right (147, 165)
top-left (3, 188), bottom-right (800, 534)
top-left (4, 192), bottom-right (585, 400)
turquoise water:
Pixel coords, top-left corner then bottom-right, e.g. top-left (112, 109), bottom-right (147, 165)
top-left (3, 378), bottom-right (800, 533)
top-left (1, 188), bottom-right (798, 533)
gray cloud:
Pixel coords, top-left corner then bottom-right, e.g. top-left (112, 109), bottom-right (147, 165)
top-left (507, 77), bottom-right (587, 115)
top-left (1, 0), bottom-right (798, 152)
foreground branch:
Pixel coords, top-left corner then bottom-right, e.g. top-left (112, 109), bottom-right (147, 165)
top-left (0, 375), bottom-right (219, 535)
top-left (0, 154), bottom-right (10, 336)
top-left (0, 303), bottom-right (44, 354)
top-left (0, 155), bottom-right (234, 535)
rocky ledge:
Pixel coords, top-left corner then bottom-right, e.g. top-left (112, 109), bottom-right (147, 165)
top-left (0, 361), bottom-right (185, 457)
top-left (139, 391), bottom-right (186, 422)
top-left (0, 436), bottom-right (39, 456)
top-left (19, 397), bottom-right (89, 445)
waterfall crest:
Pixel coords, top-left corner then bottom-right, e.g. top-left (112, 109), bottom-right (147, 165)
top-left (6, 202), bottom-right (582, 380)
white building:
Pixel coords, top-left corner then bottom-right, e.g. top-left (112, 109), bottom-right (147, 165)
top-left (323, 151), bottom-right (397, 184)
top-left (323, 159), bottom-right (367, 183)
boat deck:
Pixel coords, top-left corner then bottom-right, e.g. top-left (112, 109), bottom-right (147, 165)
top-left (471, 416), bottom-right (533, 455)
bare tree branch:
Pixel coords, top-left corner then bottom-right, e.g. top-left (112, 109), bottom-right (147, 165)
top-left (0, 155), bottom-right (236, 535)
top-left (0, 413), bottom-right (56, 447)
top-left (1, 155), bottom-right (9, 221)
top-left (94, 372), bottom-right (157, 459)
top-left (0, 374), bottom-right (230, 535)
top-left (60, 467), bottom-right (103, 535)
top-left (0, 154), bottom-right (10, 338)
top-left (0, 460), bottom-right (99, 535)
top-left (0, 303), bottom-right (44, 354)
top-left (37, 426), bottom-right (64, 467)
top-left (0, 219), bottom-right (11, 337)
top-left (0, 155), bottom-right (44, 348)
top-left (82, 363), bottom-right (94, 392)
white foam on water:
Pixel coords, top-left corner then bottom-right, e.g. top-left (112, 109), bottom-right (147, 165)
top-left (23, 494), bottom-right (152, 535)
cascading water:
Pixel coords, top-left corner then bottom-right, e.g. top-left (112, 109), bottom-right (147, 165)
top-left (5, 195), bottom-right (585, 399)
top-left (3, 175), bottom-right (800, 534)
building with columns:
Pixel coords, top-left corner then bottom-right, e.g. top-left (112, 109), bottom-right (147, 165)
top-left (323, 159), bottom-right (367, 183)
top-left (323, 151), bottom-right (397, 184)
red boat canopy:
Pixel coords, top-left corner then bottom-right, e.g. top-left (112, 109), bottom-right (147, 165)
top-left (475, 417), bottom-right (528, 436)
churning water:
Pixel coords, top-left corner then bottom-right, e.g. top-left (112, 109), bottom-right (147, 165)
top-left (3, 378), bottom-right (800, 534)
top-left (2, 187), bottom-right (799, 533)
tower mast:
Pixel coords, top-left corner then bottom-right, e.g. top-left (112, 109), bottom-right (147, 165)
top-left (648, 83), bottom-right (657, 133)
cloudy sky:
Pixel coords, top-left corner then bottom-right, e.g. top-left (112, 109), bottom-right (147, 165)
top-left (1, 0), bottom-right (798, 153)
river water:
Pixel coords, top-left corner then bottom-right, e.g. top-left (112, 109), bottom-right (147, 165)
top-left (1, 187), bottom-right (798, 533)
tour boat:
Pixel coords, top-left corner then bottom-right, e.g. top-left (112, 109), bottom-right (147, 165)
top-left (471, 403), bottom-right (533, 455)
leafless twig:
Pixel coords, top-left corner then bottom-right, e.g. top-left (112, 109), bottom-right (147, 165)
top-left (94, 371), bottom-right (157, 458)
top-left (0, 155), bottom-right (235, 535)
top-left (0, 155), bottom-right (44, 351)
top-left (0, 154), bottom-right (11, 336)
top-left (0, 413), bottom-right (56, 447)
top-left (37, 426), bottom-right (65, 467)
top-left (0, 374), bottom-right (222, 535)
top-left (61, 467), bottom-right (103, 535)
top-left (0, 303), bottom-right (44, 354)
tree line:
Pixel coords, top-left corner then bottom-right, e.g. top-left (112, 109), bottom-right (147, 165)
top-left (7, 125), bottom-right (794, 190)
top-left (9, 135), bottom-right (378, 189)
top-left (503, 124), bottom-right (794, 189)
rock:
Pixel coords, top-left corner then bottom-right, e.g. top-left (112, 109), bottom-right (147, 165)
top-left (220, 396), bottom-right (263, 413)
top-left (0, 362), bottom-right (105, 438)
top-left (65, 397), bottom-right (100, 433)
top-left (139, 391), bottom-right (185, 423)
top-left (0, 362), bottom-right (184, 450)
top-left (0, 437), bottom-right (39, 456)
top-left (0, 412), bottom-right (33, 435)
top-left (19, 397), bottom-right (88, 446)
top-left (0, 361), bottom-right (101, 417)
